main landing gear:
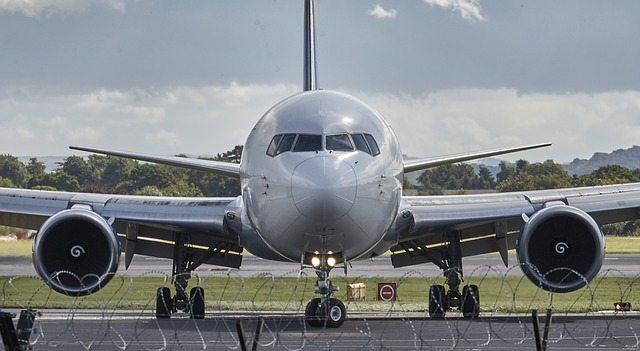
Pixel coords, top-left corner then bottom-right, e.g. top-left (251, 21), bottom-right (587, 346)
top-left (304, 266), bottom-right (347, 328)
top-left (428, 232), bottom-right (480, 319)
top-left (155, 234), bottom-right (206, 319)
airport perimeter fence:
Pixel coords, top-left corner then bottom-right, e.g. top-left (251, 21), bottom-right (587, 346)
top-left (1, 264), bottom-right (640, 350)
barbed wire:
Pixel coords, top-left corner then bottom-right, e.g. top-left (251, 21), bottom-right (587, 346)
top-left (1, 266), bottom-right (640, 350)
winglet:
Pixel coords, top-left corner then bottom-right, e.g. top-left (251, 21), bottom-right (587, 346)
top-left (403, 142), bottom-right (552, 173)
top-left (70, 146), bottom-right (240, 178)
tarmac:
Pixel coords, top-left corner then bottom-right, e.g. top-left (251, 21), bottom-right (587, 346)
top-left (3, 310), bottom-right (640, 350)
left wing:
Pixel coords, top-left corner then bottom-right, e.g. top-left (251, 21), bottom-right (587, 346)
top-left (393, 183), bottom-right (640, 269)
top-left (0, 187), bottom-right (243, 269)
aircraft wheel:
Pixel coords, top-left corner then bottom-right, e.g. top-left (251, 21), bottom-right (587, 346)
top-left (156, 287), bottom-right (173, 319)
top-left (305, 298), bottom-right (322, 327)
top-left (324, 298), bottom-right (346, 328)
top-left (461, 285), bottom-right (480, 318)
top-left (429, 285), bottom-right (446, 319)
top-left (190, 287), bottom-right (206, 319)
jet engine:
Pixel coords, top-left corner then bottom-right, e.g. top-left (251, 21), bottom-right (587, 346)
top-left (32, 209), bottom-right (120, 296)
top-left (517, 205), bottom-right (604, 293)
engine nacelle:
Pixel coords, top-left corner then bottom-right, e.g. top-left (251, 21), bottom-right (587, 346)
top-left (517, 205), bottom-right (604, 293)
top-left (33, 209), bottom-right (120, 296)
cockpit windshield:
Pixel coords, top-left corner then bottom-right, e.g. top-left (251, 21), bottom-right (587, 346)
top-left (293, 134), bottom-right (322, 152)
top-left (326, 134), bottom-right (354, 152)
top-left (267, 133), bottom-right (379, 157)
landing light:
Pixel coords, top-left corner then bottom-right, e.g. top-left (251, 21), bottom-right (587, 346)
top-left (327, 257), bottom-right (336, 267)
top-left (311, 256), bottom-right (321, 267)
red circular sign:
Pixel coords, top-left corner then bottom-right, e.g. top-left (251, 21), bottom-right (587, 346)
top-left (378, 284), bottom-right (396, 301)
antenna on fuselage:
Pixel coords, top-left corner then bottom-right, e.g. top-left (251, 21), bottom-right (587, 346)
top-left (303, 0), bottom-right (317, 91)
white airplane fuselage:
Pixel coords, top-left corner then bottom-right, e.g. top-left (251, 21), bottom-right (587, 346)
top-left (240, 90), bottom-right (404, 263)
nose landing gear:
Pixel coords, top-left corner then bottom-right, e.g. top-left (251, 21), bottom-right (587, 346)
top-left (304, 269), bottom-right (347, 328)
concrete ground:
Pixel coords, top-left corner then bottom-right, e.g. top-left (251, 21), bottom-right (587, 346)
top-left (5, 310), bottom-right (640, 350)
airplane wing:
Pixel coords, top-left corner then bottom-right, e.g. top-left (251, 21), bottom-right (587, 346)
top-left (70, 146), bottom-right (241, 178)
top-left (394, 183), bottom-right (640, 270)
top-left (403, 142), bottom-right (551, 173)
top-left (0, 187), bottom-right (243, 269)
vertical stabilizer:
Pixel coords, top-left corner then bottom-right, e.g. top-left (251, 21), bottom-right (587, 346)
top-left (303, 0), bottom-right (317, 91)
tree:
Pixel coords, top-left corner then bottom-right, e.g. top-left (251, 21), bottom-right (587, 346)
top-left (476, 165), bottom-right (496, 189)
top-left (496, 161), bottom-right (515, 183)
top-left (418, 163), bottom-right (486, 191)
top-left (0, 177), bottom-right (16, 188)
top-left (100, 156), bottom-right (136, 190)
top-left (26, 158), bottom-right (46, 178)
top-left (59, 156), bottom-right (97, 187)
top-left (497, 160), bottom-right (571, 192)
top-left (28, 172), bottom-right (80, 192)
top-left (131, 164), bottom-right (176, 190)
top-left (573, 165), bottom-right (638, 186)
top-left (162, 181), bottom-right (204, 197)
top-left (0, 155), bottom-right (29, 187)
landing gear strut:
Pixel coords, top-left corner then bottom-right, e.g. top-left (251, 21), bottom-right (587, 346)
top-left (155, 233), bottom-right (206, 319)
top-left (304, 269), bottom-right (346, 328)
top-left (428, 231), bottom-right (480, 319)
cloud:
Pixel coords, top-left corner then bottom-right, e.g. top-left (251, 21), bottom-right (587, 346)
top-left (361, 88), bottom-right (640, 162)
top-left (1, 83), bottom-right (640, 164)
top-left (0, 0), bottom-right (125, 18)
top-left (368, 4), bottom-right (398, 20)
top-left (423, 0), bottom-right (484, 22)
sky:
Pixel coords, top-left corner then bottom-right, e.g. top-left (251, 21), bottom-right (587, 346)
top-left (0, 0), bottom-right (639, 162)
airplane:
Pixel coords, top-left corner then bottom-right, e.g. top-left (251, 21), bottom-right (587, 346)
top-left (1, 0), bottom-right (639, 328)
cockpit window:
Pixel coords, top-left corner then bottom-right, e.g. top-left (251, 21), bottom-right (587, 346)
top-left (326, 134), bottom-right (354, 152)
top-left (351, 133), bottom-right (371, 154)
top-left (276, 134), bottom-right (296, 155)
top-left (293, 134), bottom-right (322, 152)
top-left (364, 134), bottom-right (380, 156)
top-left (266, 134), bottom-right (283, 157)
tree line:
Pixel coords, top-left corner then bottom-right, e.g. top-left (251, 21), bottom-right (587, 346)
top-left (416, 160), bottom-right (640, 194)
top-left (2, 149), bottom-right (640, 236)
top-left (0, 146), bottom-right (243, 197)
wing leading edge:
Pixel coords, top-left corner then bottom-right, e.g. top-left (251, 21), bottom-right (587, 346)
top-left (403, 142), bottom-right (551, 173)
top-left (70, 146), bottom-right (241, 178)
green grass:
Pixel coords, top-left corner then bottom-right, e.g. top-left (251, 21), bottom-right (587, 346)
top-left (0, 240), bottom-right (31, 257)
top-left (604, 236), bottom-right (640, 253)
top-left (1, 275), bottom-right (637, 313)
top-left (1, 236), bottom-right (640, 258)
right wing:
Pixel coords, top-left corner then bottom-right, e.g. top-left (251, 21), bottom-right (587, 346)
top-left (0, 187), bottom-right (243, 269)
top-left (70, 146), bottom-right (240, 178)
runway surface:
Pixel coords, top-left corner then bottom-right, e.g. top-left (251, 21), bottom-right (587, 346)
top-left (2, 253), bottom-right (640, 277)
top-left (6, 310), bottom-right (640, 350)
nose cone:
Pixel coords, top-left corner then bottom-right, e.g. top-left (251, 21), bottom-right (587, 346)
top-left (292, 156), bottom-right (357, 223)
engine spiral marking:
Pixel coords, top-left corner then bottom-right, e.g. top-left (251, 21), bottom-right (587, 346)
top-left (70, 245), bottom-right (86, 258)
top-left (555, 242), bottom-right (568, 254)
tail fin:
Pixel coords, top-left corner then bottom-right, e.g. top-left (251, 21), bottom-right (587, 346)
top-left (303, 0), bottom-right (317, 91)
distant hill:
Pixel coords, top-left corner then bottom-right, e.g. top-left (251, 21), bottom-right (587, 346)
top-left (564, 145), bottom-right (640, 176)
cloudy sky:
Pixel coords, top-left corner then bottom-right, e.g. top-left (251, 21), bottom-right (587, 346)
top-left (1, 0), bottom-right (639, 162)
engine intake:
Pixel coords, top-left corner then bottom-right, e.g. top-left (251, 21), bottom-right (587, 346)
top-left (33, 209), bottom-right (120, 296)
top-left (517, 205), bottom-right (604, 293)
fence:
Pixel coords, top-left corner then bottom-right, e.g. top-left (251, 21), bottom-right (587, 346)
top-left (1, 265), bottom-right (639, 350)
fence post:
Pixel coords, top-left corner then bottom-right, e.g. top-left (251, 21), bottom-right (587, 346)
top-left (542, 308), bottom-right (552, 351)
top-left (235, 320), bottom-right (247, 351)
top-left (532, 309), bottom-right (542, 351)
top-left (251, 318), bottom-right (264, 351)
